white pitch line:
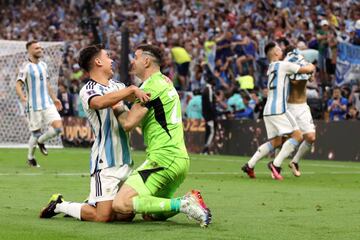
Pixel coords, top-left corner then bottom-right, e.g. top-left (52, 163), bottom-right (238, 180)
top-left (1, 171), bottom-right (360, 176)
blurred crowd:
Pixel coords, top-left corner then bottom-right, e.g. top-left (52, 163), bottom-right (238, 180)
top-left (1, 0), bottom-right (360, 121)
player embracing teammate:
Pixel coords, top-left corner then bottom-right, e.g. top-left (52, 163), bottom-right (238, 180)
top-left (242, 42), bottom-right (315, 180)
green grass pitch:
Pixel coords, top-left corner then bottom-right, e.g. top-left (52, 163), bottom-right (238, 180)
top-left (0, 148), bottom-right (360, 240)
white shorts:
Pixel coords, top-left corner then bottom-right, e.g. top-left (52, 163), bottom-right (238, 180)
top-left (27, 105), bottom-right (61, 131)
top-left (287, 103), bottom-right (315, 134)
top-left (264, 111), bottom-right (299, 139)
top-left (89, 164), bottom-right (133, 204)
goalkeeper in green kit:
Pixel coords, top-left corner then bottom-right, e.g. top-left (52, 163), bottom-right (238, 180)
top-left (112, 44), bottom-right (211, 227)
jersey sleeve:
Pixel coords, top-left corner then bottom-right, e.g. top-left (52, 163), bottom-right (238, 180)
top-left (135, 82), bottom-right (161, 108)
top-left (80, 87), bottom-right (101, 110)
top-left (282, 61), bottom-right (300, 75)
top-left (17, 63), bottom-right (28, 82)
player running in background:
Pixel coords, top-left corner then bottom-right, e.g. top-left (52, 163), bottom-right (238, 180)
top-left (111, 44), bottom-right (212, 227)
top-left (16, 40), bottom-right (63, 167)
top-left (241, 42), bottom-right (315, 180)
top-left (284, 47), bottom-right (316, 177)
top-left (39, 45), bottom-right (150, 222)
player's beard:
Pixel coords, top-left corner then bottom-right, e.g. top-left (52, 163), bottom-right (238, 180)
top-left (33, 54), bottom-right (41, 60)
top-left (33, 51), bottom-right (43, 59)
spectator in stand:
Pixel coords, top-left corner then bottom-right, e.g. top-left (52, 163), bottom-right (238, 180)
top-left (1, 0), bottom-right (359, 120)
top-left (189, 63), bottom-right (206, 91)
top-left (214, 58), bottom-right (233, 93)
top-left (327, 87), bottom-right (348, 121)
top-left (232, 27), bottom-right (256, 78)
top-left (346, 105), bottom-right (360, 120)
top-left (215, 89), bottom-right (229, 119)
top-left (185, 89), bottom-right (203, 120)
top-left (349, 83), bottom-right (360, 112)
top-left (70, 64), bottom-right (84, 82)
top-left (317, 19), bottom-right (331, 85)
top-left (57, 83), bottom-right (74, 117)
top-left (227, 88), bottom-right (245, 115)
top-left (235, 95), bottom-right (254, 120)
top-left (215, 31), bottom-right (234, 66)
top-left (352, 19), bottom-right (360, 46)
top-left (171, 41), bottom-right (192, 90)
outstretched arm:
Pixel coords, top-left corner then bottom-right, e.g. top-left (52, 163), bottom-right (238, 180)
top-left (90, 86), bottom-right (150, 110)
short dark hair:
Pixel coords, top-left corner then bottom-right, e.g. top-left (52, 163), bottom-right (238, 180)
top-left (78, 44), bottom-right (103, 72)
top-left (284, 45), bottom-right (296, 56)
top-left (136, 44), bottom-right (162, 66)
top-left (265, 42), bottom-right (277, 56)
top-left (26, 40), bottom-right (38, 50)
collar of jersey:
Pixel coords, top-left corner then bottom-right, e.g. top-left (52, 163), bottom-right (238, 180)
top-left (142, 71), bottom-right (162, 87)
top-left (89, 78), bottom-right (110, 87)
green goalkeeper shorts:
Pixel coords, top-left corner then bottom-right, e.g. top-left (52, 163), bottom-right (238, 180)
top-left (125, 154), bottom-right (190, 198)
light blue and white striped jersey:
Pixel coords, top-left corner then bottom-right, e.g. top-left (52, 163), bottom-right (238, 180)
top-left (284, 49), bottom-right (312, 81)
top-left (263, 61), bottom-right (300, 116)
top-left (17, 60), bottom-right (54, 111)
top-left (79, 79), bottom-right (132, 175)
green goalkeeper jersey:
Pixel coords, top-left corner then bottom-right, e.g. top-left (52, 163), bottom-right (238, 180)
top-left (139, 71), bottom-right (188, 159)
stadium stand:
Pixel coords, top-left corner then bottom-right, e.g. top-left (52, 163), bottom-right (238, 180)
top-left (1, 0), bottom-right (359, 121)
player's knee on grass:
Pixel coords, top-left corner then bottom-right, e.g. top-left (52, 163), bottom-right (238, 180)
top-left (112, 196), bottom-right (134, 214)
top-left (81, 204), bottom-right (112, 222)
top-left (113, 183), bottom-right (139, 214)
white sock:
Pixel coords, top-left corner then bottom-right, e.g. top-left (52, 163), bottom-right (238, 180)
top-left (28, 135), bottom-right (38, 159)
top-left (273, 138), bottom-right (299, 167)
top-left (248, 142), bottom-right (274, 168)
top-left (55, 201), bottom-right (83, 220)
top-left (292, 141), bottom-right (312, 163)
top-left (274, 148), bottom-right (280, 157)
top-left (38, 127), bottom-right (58, 144)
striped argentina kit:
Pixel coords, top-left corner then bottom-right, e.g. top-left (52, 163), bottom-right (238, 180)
top-left (17, 60), bottom-right (54, 111)
top-left (263, 61), bottom-right (300, 116)
top-left (79, 79), bottom-right (132, 175)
